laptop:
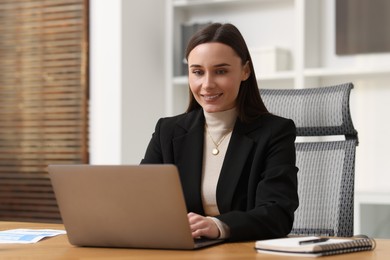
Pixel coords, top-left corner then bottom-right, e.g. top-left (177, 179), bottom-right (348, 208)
top-left (48, 164), bottom-right (224, 250)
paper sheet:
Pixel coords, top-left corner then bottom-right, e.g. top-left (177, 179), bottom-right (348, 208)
top-left (0, 229), bottom-right (66, 244)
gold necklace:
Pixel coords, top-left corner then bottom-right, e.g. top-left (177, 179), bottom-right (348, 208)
top-left (205, 125), bottom-right (232, 155)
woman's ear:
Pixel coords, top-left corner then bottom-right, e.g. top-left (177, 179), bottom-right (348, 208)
top-left (241, 61), bottom-right (251, 81)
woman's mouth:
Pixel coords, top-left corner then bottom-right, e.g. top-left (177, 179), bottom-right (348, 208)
top-left (202, 93), bottom-right (222, 101)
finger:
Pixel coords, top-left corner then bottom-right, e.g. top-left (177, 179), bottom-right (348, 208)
top-left (192, 225), bottom-right (218, 239)
top-left (192, 228), bottom-right (203, 238)
top-left (191, 220), bottom-right (219, 239)
top-left (187, 212), bottom-right (203, 225)
top-left (188, 213), bottom-right (207, 234)
top-left (189, 218), bottom-right (205, 232)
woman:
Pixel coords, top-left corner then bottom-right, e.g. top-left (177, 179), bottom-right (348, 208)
top-left (141, 23), bottom-right (298, 242)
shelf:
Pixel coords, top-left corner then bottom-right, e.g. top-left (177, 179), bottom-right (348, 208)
top-left (304, 67), bottom-right (390, 78)
top-left (354, 191), bottom-right (390, 236)
top-left (173, 71), bottom-right (295, 86)
top-left (258, 71), bottom-right (295, 81)
top-left (355, 191), bottom-right (390, 205)
top-left (174, 68), bottom-right (390, 86)
top-left (173, 0), bottom-right (279, 8)
top-left (174, 0), bottom-right (240, 7)
top-left (173, 76), bottom-right (188, 85)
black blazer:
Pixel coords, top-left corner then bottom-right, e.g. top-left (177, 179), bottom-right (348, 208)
top-left (141, 109), bottom-right (299, 242)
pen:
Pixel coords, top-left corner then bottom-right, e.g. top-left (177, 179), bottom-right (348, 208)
top-left (299, 238), bottom-right (330, 245)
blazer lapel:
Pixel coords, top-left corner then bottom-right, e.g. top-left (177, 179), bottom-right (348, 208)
top-left (172, 110), bottom-right (205, 214)
top-left (216, 119), bottom-right (263, 213)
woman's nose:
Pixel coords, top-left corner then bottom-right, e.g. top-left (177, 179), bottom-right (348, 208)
top-left (202, 73), bottom-right (215, 88)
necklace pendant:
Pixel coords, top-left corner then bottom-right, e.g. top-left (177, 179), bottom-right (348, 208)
top-left (212, 148), bottom-right (219, 155)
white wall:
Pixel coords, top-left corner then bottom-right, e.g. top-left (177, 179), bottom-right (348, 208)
top-left (89, 0), bottom-right (166, 164)
top-left (89, 0), bottom-right (122, 164)
top-left (121, 0), bottom-right (166, 164)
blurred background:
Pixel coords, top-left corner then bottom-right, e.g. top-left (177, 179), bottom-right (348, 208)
top-left (0, 0), bottom-right (389, 238)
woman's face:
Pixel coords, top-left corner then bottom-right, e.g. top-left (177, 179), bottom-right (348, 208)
top-left (187, 42), bottom-right (250, 113)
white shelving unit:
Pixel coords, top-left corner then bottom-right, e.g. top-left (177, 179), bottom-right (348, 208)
top-left (165, 0), bottom-right (390, 237)
top-left (354, 192), bottom-right (390, 238)
top-left (165, 0), bottom-right (390, 113)
top-left (166, 0), bottom-right (299, 115)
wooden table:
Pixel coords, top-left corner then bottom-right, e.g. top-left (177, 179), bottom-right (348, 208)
top-left (0, 221), bottom-right (388, 259)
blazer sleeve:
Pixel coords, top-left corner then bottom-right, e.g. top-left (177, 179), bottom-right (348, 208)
top-left (140, 115), bottom-right (184, 164)
top-left (140, 118), bottom-right (164, 164)
top-left (216, 117), bottom-right (299, 242)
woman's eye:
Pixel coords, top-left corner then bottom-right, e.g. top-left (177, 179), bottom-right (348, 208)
top-left (216, 69), bottom-right (227, 75)
top-left (192, 70), bottom-right (203, 76)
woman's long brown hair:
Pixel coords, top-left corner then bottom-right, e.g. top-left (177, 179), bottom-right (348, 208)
top-left (185, 23), bottom-right (269, 123)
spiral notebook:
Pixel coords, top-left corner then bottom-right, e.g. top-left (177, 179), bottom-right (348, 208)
top-left (255, 236), bottom-right (376, 257)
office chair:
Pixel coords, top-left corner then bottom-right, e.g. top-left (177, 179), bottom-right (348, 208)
top-left (260, 82), bottom-right (358, 237)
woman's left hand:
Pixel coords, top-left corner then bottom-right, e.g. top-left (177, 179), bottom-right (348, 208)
top-left (187, 212), bottom-right (220, 239)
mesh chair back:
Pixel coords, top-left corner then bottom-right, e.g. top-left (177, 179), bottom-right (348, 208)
top-left (260, 83), bottom-right (357, 138)
top-left (260, 82), bottom-right (358, 237)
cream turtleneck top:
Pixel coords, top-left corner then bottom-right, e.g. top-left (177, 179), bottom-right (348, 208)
top-left (202, 108), bottom-right (237, 217)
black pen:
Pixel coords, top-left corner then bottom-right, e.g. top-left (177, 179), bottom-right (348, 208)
top-left (299, 238), bottom-right (330, 245)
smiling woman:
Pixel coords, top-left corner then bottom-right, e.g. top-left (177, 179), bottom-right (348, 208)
top-left (184, 23), bottom-right (268, 124)
top-left (141, 23), bottom-right (299, 242)
top-left (187, 42), bottom-right (250, 113)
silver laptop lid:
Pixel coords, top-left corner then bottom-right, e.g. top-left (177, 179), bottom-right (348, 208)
top-left (48, 164), bottom-right (199, 249)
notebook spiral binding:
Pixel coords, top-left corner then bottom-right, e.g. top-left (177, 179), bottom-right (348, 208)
top-left (317, 237), bottom-right (376, 256)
